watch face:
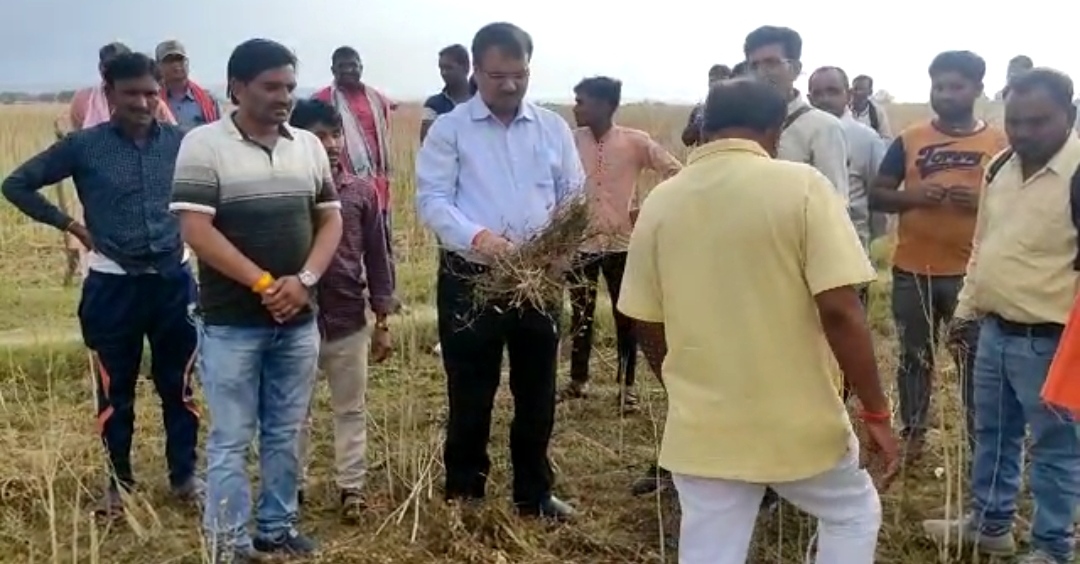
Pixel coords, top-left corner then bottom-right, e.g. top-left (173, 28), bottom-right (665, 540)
top-left (299, 271), bottom-right (317, 287)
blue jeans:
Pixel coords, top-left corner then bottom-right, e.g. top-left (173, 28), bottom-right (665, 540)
top-left (198, 319), bottom-right (319, 551)
top-left (971, 317), bottom-right (1080, 562)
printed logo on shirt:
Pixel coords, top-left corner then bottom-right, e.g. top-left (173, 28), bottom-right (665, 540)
top-left (914, 141), bottom-right (985, 178)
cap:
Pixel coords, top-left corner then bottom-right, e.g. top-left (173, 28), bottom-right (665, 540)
top-left (155, 40), bottom-right (186, 62)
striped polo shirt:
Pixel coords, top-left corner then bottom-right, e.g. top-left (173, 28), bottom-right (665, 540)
top-left (170, 115), bottom-right (341, 327)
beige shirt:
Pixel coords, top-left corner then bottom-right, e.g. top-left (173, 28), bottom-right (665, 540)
top-left (851, 101), bottom-right (892, 139)
top-left (573, 125), bottom-right (681, 252)
top-left (619, 139), bottom-right (874, 482)
top-left (955, 134), bottom-right (1080, 325)
top-left (779, 95), bottom-right (850, 203)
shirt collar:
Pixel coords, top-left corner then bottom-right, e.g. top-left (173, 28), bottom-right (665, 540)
top-left (1003, 133), bottom-right (1080, 179)
top-left (107, 118), bottom-right (162, 139)
top-left (787, 90), bottom-right (811, 116)
top-left (224, 111), bottom-right (294, 141)
top-left (688, 138), bottom-right (770, 164)
top-left (467, 95), bottom-right (536, 122)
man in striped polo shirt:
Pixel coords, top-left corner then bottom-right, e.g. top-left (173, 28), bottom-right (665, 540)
top-left (171, 39), bottom-right (343, 562)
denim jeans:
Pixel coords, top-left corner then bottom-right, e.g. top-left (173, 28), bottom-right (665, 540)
top-left (198, 319), bottom-right (319, 551)
top-left (970, 317), bottom-right (1080, 562)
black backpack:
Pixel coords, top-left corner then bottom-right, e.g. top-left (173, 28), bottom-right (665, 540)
top-left (985, 148), bottom-right (1080, 235)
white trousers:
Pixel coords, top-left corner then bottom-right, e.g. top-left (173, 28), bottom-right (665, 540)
top-left (673, 436), bottom-right (881, 564)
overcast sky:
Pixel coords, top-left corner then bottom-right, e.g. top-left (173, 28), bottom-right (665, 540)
top-left (1, 0), bottom-right (1074, 103)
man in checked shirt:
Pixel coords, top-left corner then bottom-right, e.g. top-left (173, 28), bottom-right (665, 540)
top-left (289, 99), bottom-right (395, 522)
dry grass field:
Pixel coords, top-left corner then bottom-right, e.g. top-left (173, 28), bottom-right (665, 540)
top-left (0, 100), bottom-right (1014, 563)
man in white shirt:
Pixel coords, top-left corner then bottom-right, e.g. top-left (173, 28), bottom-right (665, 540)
top-left (744, 25), bottom-right (850, 202)
top-left (808, 66), bottom-right (887, 252)
top-left (850, 75), bottom-right (892, 139)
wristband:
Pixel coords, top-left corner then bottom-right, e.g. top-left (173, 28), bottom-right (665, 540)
top-left (858, 409), bottom-right (891, 423)
top-left (251, 272), bottom-right (275, 294)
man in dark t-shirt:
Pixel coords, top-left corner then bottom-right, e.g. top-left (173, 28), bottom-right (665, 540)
top-left (681, 64), bottom-right (731, 147)
top-left (421, 44), bottom-right (473, 142)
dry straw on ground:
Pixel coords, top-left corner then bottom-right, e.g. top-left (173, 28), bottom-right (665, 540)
top-left (0, 100), bottom-right (1018, 563)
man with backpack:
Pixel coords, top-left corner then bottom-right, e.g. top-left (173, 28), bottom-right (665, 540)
top-left (924, 67), bottom-right (1080, 564)
top-left (851, 75), bottom-right (892, 139)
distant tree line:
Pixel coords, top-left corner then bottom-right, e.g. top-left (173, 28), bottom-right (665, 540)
top-left (0, 91), bottom-right (77, 104)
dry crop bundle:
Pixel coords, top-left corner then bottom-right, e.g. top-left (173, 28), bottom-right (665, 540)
top-left (469, 196), bottom-right (598, 313)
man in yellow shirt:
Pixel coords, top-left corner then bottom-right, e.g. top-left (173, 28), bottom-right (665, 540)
top-left (924, 68), bottom-right (1080, 564)
top-left (618, 78), bottom-right (899, 563)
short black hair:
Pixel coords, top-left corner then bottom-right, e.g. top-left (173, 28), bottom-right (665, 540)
top-left (743, 26), bottom-right (802, 61)
top-left (471, 22), bottom-right (533, 65)
top-left (227, 39), bottom-right (297, 103)
top-left (1009, 55), bottom-right (1034, 69)
top-left (731, 61), bottom-right (749, 77)
top-left (1007, 68), bottom-right (1075, 111)
top-left (709, 64), bottom-right (732, 78)
top-left (289, 99), bottom-right (342, 130)
top-left (928, 50), bottom-right (986, 83)
top-left (102, 52), bottom-right (160, 86)
top-left (811, 66), bottom-right (851, 88)
top-left (99, 42), bottom-right (130, 64)
top-left (332, 46), bottom-right (360, 64)
top-left (574, 76), bottom-right (622, 109)
top-left (439, 44), bottom-right (470, 68)
top-left (853, 74), bottom-right (873, 88)
top-left (701, 78), bottom-right (787, 135)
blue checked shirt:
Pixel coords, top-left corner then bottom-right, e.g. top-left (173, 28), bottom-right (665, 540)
top-left (1, 121), bottom-right (186, 273)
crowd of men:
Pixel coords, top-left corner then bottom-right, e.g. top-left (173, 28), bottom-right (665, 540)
top-left (0, 19), bottom-right (1078, 564)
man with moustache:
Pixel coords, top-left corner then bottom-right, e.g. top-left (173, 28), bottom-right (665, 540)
top-left (850, 74), bottom-right (892, 138)
top-left (421, 44), bottom-right (473, 142)
top-left (870, 51), bottom-right (1008, 460)
top-left (924, 68), bottom-right (1080, 564)
top-left (808, 66), bottom-right (887, 256)
top-left (416, 22), bottom-right (585, 520)
top-left (155, 40), bottom-right (222, 131)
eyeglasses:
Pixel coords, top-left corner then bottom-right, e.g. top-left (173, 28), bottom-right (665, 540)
top-left (748, 58), bottom-right (792, 73)
top-left (476, 68), bottom-right (530, 82)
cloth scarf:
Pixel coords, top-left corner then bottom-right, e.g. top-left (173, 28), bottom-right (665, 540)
top-left (82, 85), bottom-right (111, 129)
top-left (331, 85), bottom-right (390, 179)
top-left (187, 80), bottom-right (219, 122)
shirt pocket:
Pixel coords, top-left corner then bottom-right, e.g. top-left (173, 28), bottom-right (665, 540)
top-left (1015, 187), bottom-right (1073, 256)
top-left (530, 141), bottom-right (561, 192)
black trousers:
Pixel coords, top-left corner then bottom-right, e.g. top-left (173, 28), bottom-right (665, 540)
top-left (437, 253), bottom-right (560, 506)
top-left (568, 252), bottom-right (637, 387)
top-left (78, 266), bottom-right (199, 490)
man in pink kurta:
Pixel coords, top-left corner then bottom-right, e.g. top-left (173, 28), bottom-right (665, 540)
top-left (313, 46), bottom-right (398, 286)
top-left (563, 76), bottom-right (682, 407)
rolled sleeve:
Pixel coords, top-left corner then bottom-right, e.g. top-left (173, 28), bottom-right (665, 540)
top-left (170, 129), bottom-right (220, 215)
top-left (617, 197), bottom-right (663, 322)
top-left (812, 119), bottom-right (851, 202)
top-left (415, 117), bottom-right (485, 252)
top-left (803, 170), bottom-right (877, 296)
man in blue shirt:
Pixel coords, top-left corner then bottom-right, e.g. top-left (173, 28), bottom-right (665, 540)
top-left (2, 53), bottom-right (201, 518)
top-left (416, 22), bottom-right (585, 520)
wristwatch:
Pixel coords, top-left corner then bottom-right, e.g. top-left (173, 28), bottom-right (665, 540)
top-left (297, 269), bottom-right (319, 288)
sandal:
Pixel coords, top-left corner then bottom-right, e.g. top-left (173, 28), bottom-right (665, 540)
top-left (557, 381), bottom-right (588, 402)
top-left (339, 489), bottom-right (367, 524)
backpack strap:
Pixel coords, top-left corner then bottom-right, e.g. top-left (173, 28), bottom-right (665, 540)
top-left (985, 149), bottom-right (1016, 185)
top-left (783, 106), bottom-right (813, 131)
top-left (1070, 164), bottom-right (1080, 270)
top-left (868, 102), bottom-right (880, 132)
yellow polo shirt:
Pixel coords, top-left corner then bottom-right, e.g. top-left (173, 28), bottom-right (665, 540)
top-left (618, 138), bottom-right (877, 483)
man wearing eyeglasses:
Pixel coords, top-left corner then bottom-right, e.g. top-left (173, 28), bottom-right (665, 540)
top-left (744, 26), bottom-right (850, 203)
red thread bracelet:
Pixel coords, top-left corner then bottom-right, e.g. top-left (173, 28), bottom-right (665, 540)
top-left (859, 409), bottom-right (891, 423)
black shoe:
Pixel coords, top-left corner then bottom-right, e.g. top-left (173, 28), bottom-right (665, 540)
top-left (760, 488), bottom-right (780, 514)
top-left (252, 529), bottom-right (317, 556)
top-left (518, 496), bottom-right (576, 521)
top-left (630, 464), bottom-right (672, 496)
